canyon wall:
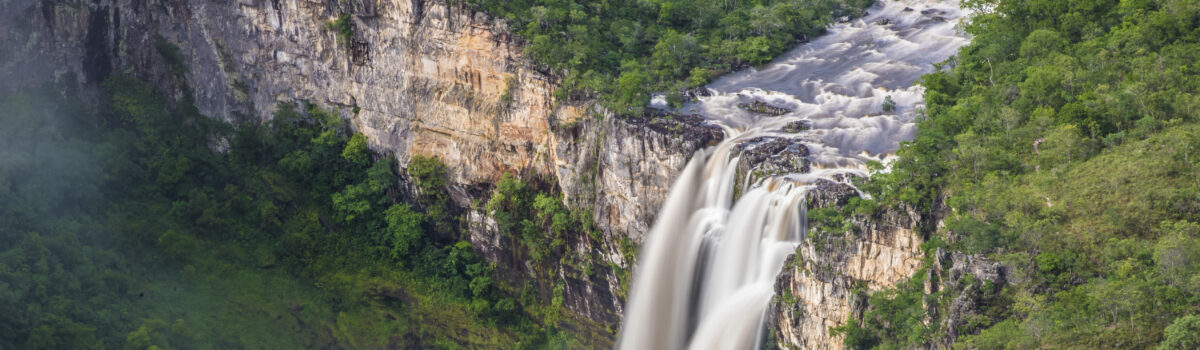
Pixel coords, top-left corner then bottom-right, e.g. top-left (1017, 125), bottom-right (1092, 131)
top-left (766, 183), bottom-right (1004, 349)
top-left (1, 0), bottom-right (721, 337)
top-left (769, 181), bottom-right (926, 349)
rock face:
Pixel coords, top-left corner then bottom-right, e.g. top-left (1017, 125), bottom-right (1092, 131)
top-left (735, 136), bottom-right (811, 186)
top-left (2, 0), bottom-right (717, 337)
top-left (4, 0), bottom-right (576, 187)
top-left (737, 99), bottom-right (792, 115)
top-left (555, 111), bottom-right (722, 245)
top-left (769, 181), bottom-right (926, 349)
top-left (767, 181), bottom-right (1007, 349)
top-left (927, 248), bottom-right (1009, 347)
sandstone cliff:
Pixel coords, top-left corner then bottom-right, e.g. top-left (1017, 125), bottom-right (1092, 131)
top-left (1, 0), bottom-right (720, 339)
top-left (768, 181), bottom-right (926, 349)
top-left (766, 181), bottom-right (1008, 349)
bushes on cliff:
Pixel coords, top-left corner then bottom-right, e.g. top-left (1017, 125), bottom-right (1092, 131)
top-left (461, 0), bottom-right (873, 113)
top-left (487, 173), bottom-right (574, 263)
top-left (325, 14), bottom-right (354, 45)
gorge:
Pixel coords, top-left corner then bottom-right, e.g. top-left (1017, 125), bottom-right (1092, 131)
top-left (0, 0), bottom-right (960, 347)
top-left (6, 0), bottom-right (1200, 348)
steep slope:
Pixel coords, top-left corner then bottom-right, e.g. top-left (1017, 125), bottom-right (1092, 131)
top-left (820, 0), bottom-right (1200, 348)
top-left (1, 0), bottom-right (725, 336)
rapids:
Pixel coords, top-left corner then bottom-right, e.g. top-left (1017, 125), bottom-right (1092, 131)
top-left (618, 1), bottom-right (970, 349)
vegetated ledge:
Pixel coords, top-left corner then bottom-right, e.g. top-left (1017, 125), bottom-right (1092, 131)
top-left (767, 179), bottom-right (927, 349)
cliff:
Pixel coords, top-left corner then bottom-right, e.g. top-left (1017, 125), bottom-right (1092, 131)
top-left (766, 180), bottom-right (1009, 349)
top-left (768, 181), bottom-right (925, 349)
top-left (3, 0), bottom-right (955, 347)
top-left (2, 0), bottom-right (719, 339)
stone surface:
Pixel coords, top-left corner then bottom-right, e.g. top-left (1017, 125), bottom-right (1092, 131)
top-left (769, 181), bottom-right (925, 349)
top-left (782, 120), bottom-right (812, 133)
top-left (929, 248), bottom-right (1009, 347)
top-left (737, 99), bottom-right (792, 115)
top-left (735, 136), bottom-right (811, 186)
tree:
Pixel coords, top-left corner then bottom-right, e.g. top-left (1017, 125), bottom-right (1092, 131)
top-left (688, 67), bottom-right (710, 87)
top-left (407, 155), bottom-right (452, 234)
top-left (1159, 315), bottom-right (1200, 350)
top-left (342, 134), bottom-right (370, 166)
top-left (736, 36), bottom-right (772, 65)
top-left (613, 60), bottom-right (651, 112)
top-left (1154, 221), bottom-right (1200, 291)
top-left (1020, 29), bottom-right (1067, 59)
top-left (651, 30), bottom-right (698, 77)
top-left (384, 204), bottom-right (424, 259)
top-left (881, 95), bottom-right (896, 113)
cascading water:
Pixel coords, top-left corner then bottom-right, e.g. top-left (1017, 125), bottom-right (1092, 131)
top-left (618, 1), bottom-right (970, 349)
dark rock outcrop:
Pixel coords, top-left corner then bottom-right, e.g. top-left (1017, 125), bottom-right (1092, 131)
top-left (738, 100), bottom-right (792, 115)
top-left (782, 120), bottom-right (811, 133)
top-left (927, 249), bottom-right (1010, 346)
top-left (734, 136), bottom-right (810, 186)
top-left (682, 87), bottom-right (713, 103)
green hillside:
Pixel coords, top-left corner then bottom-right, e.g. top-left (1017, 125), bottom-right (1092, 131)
top-left (841, 0), bottom-right (1200, 348)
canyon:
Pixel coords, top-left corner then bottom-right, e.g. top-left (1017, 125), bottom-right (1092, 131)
top-left (0, 0), bottom-right (981, 347)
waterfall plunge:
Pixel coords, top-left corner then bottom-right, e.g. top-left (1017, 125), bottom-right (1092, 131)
top-left (618, 0), bottom-right (970, 349)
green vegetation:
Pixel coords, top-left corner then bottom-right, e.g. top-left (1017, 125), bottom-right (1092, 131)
top-left (0, 76), bottom-right (585, 348)
top-left (461, 0), bottom-right (874, 112)
top-left (481, 172), bottom-right (619, 346)
top-left (154, 35), bottom-right (188, 77)
top-left (1159, 315), bottom-right (1200, 350)
top-left (841, 0), bottom-right (1200, 348)
top-left (486, 172), bottom-right (609, 273)
top-left (325, 14), bottom-right (354, 45)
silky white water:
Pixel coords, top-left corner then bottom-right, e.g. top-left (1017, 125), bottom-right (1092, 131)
top-left (619, 1), bottom-right (970, 349)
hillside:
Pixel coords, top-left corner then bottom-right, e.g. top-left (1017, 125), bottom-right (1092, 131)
top-left (835, 0), bottom-right (1200, 348)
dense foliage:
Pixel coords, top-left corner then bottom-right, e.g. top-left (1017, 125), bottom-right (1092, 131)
top-left (842, 0), bottom-right (1200, 348)
top-left (0, 77), bottom-right (588, 348)
top-left (460, 0), bottom-right (873, 111)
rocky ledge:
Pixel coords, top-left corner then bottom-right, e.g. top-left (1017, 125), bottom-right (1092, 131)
top-left (629, 110), bottom-right (725, 146)
top-left (734, 136), bottom-right (811, 187)
top-left (737, 100), bottom-right (792, 115)
top-left (782, 120), bottom-right (812, 133)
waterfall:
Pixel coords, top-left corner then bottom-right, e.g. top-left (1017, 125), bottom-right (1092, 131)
top-left (617, 1), bottom-right (970, 349)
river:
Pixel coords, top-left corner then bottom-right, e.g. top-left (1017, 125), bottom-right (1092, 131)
top-left (620, 1), bottom-right (971, 349)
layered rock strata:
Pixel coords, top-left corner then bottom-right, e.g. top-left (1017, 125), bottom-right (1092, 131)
top-left (770, 181), bottom-right (926, 349)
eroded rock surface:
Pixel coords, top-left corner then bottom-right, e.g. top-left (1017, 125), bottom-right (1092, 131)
top-left (734, 136), bottom-right (811, 186)
top-left (928, 249), bottom-right (1009, 347)
top-left (737, 99), bottom-right (793, 115)
top-left (769, 181), bottom-right (925, 349)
